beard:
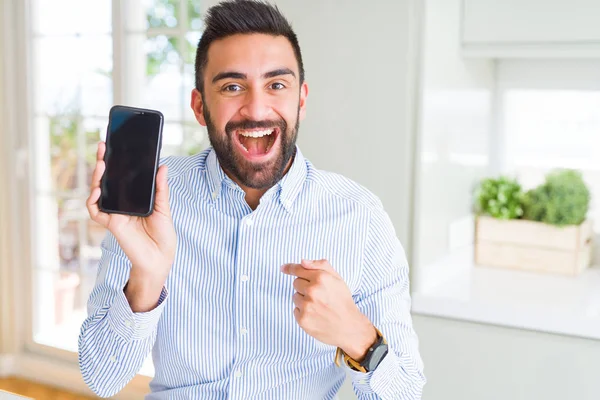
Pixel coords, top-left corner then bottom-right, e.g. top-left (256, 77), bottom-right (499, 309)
top-left (203, 105), bottom-right (300, 190)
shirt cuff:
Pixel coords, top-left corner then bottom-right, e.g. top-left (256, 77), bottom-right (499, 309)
top-left (347, 349), bottom-right (401, 397)
top-left (107, 286), bottom-right (168, 342)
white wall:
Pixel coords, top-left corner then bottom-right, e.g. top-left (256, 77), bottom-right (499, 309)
top-left (413, 0), bottom-right (494, 270)
top-left (279, 0), bottom-right (420, 250)
top-left (414, 315), bottom-right (600, 400)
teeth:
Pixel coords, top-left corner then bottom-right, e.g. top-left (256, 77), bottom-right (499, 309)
top-left (238, 129), bottom-right (273, 138)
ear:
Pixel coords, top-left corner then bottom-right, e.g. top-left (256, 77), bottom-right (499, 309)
top-left (298, 81), bottom-right (309, 121)
top-left (190, 88), bottom-right (207, 127)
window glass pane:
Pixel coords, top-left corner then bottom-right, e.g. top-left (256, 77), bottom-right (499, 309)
top-left (32, 0), bottom-right (111, 35)
top-left (125, 34), bottom-right (183, 119)
top-left (84, 118), bottom-right (108, 186)
top-left (504, 91), bottom-right (600, 166)
top-left (33, 192), bottom-right (96, 350)
top-left (145, 0), bottom-right (179, 29)
top-left (35, 115), bottom-right (104, 195)
top-left (185, 31), bottom-right (202, 65)
top-left (29, 32), bottom-right (109, 307)
top-left (57, 199), bottom-right (86, 271)
top-left (33, 269), bottom-right (85, 352)
top-left (183, 62), bottom-right (197, 123)
top-left (183, 123), bottom-right (208, 156)
top-left (161, 123), bottom-right (185, 157)
top-left (37, 115), bottom-right (81, 194)
top-left (33, 36), bottom-right (113, 117)
top-left (188, 2), bottom-right (203, 30)
top-left (503, 89), bottom-right (600, 235)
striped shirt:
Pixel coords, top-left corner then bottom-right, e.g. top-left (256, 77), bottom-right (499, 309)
top-left (78, 146), bottom-right (425, 399)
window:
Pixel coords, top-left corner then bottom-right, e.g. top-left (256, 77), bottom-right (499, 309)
top-left (502, 89), bottom-right (600, 246)
top-left (495, 60), bottom-right (600, 264)
top-left (29, 0), bottom-right (206, 375)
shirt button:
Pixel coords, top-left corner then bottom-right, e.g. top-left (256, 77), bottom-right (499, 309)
top-left (245, 218), bottom-right (254, 226)
top-left (241, 274), bottom-right (249, 282)
top-left (240, 328), bottom-right (248, 335)
top-left (212, 191), bottom-right (218, 199)
top-left (109, 355), bottom-right (117, 363)
top-left (124, 320), bottom-right (132, 327)
top-left (234, 370), bottom-right (243, 378)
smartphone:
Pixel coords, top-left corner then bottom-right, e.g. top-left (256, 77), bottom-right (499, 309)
top-left (99, 105), bottom-right (164, 217)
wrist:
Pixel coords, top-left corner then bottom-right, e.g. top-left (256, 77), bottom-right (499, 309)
top-left (125, 270), bottom-right (166, 312)
top-left (340, 316), bottom-right (378, 362)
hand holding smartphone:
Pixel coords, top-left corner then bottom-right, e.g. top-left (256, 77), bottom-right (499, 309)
top-left (86, 105), bottom-right (177, 312)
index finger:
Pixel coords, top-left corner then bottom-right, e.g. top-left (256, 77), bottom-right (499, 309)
top-left (280, 263), bottom-right (317, 281)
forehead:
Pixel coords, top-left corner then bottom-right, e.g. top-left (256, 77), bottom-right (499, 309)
top-left (206, 33), bottom-right (298, 78)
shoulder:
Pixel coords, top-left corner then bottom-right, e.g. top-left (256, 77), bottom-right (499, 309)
top-left (159, 148), bottom-right (210, 181)
top-left (304, 160), bottom-right (384, 214)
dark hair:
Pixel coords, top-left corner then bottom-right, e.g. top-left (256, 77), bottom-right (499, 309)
top-left (194, 0), bottom-right (305, 94)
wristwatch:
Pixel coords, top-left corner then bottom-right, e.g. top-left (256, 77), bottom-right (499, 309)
top-left (335, 327), bottom-right (389, 373)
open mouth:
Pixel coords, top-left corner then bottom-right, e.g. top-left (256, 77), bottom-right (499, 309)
top-left (235, 127), bottom-right (279, 158)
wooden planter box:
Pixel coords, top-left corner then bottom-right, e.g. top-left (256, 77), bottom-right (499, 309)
top-left (475, 216), bottom-right (594, 276)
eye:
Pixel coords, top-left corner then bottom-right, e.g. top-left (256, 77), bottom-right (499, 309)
top-left (270, 82), bottom-right (285, 90)
top-left (223, 84), bottom-right (242, 92)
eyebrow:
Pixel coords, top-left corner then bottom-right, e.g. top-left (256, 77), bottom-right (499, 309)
top-left (212, 68), bottom-right (296, 84)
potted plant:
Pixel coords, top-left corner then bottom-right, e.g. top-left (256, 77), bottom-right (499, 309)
top-left (474, 170), bottom-right (593, 276)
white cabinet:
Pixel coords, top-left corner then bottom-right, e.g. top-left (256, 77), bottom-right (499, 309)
top-left (461, 0), bottom-right (600, 58)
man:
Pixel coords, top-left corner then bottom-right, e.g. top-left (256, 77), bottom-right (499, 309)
top-left (79, 1), bottom-right (425, 399)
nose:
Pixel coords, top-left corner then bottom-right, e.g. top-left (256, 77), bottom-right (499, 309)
top-left (239, 87), bottom-right (273, 121)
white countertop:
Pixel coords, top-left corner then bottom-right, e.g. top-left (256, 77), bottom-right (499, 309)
top-left (411, 247), bottom-right (600, 340)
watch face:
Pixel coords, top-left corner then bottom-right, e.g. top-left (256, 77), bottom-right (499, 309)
top-left (367, 344), bottom-right (388, 371)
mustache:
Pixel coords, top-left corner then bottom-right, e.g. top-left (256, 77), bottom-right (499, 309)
top-left (225, 118), bottom-right (287, 135)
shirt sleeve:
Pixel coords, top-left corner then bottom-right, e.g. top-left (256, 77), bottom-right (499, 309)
top-left (348, 205), bottom-right (426, 399)
top-left (78, 231), bottom-right (168, 398)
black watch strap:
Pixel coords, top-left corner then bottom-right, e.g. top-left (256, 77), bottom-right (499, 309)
top-left (359, 333), bottom-right (388, 372)
top-left (335, 328), bottom-right (389, 373)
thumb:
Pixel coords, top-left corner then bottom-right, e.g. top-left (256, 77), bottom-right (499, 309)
top-left (154, 165), bottom-right (171, 214)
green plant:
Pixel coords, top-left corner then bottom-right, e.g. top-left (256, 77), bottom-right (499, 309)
top-left (523, 169), bottom-right (590, 226)
top-left (475, 176), bottom-right (524, 220)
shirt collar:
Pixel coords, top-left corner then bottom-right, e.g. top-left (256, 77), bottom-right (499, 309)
top-left (205, 146), bottom-right (307, 212)
top-left (206, 149), bottom-right (228, 202)
top-left (277, 146), bottom-right (307, 212)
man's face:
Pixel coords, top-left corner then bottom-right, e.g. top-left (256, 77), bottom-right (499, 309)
top-left (191, 33), bottom-right (308, 190)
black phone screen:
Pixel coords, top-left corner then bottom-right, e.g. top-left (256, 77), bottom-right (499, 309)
top-left (100, 106), bottom-right (163, 216)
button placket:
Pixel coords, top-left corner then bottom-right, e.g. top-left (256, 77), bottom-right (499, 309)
top-left (233, 213), bottom-right (256, 385)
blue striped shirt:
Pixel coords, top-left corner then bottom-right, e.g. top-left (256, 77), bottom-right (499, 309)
top-left (78, 147), bottom-right (425, 399)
